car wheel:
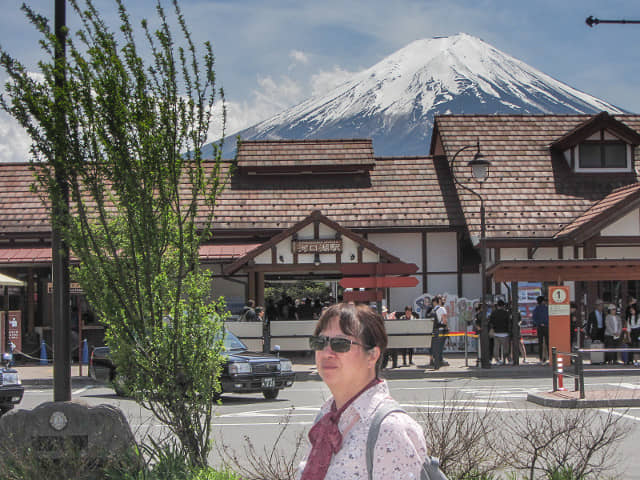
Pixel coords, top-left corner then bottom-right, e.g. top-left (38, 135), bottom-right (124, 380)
top-left (262, 389), bottom-right (279, 400)
top-left (0, 406), bottom-right (10, 416)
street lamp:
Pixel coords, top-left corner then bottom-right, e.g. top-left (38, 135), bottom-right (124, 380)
top-left (449, 140), bottom-right (492, 369)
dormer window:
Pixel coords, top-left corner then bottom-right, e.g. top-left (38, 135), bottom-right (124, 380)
top-left (551, 112), bottom-right (640, 174)
top-left (578, 140), bottom-right (628, 169)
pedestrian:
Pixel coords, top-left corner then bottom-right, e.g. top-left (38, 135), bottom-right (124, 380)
top-left (400, 306), bottom-right (416, 365)
top-left (604, 304), bottom-right (622, 364)
top-left (489, 299), bottom-right (511, 365)
top-left (587, 299), bottom-right (605, 343)
top-left (240, 299), bottom-right (257, 322)
top-left (297, 302), bottom-right (428, 479)
top-left (627, 304), bottom-right (640, 366)
top-left (473, 302), bottom-right (483, 366)
top-left (532, 296), bottom-right (549, 364)
top-left (428, 295), bottom-right (448, 370)
top-left (380, 306), bottom-right (398, 369)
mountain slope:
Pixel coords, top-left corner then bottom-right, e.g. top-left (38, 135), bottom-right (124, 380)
top-left (221, 33), bottom-right (626, 157)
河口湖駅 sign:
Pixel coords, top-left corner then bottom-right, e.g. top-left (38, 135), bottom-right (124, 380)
top-left (292, 239), bottom-right (343, 254)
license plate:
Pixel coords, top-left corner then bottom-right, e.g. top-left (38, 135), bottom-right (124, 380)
top-left (262, 377), bottom-right (275, 388)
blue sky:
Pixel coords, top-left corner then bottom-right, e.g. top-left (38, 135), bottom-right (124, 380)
top-left (1, 0), bottom-right (640, 161)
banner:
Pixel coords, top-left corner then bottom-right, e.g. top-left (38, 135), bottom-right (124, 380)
top-left (414, 293), bottom-right (478, 352)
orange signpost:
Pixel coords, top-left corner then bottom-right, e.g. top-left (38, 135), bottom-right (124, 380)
top-left (548, 286), bottom-right (571, 365)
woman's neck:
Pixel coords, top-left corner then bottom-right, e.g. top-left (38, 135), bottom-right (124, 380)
top-left (332, 372), bottom-right (378, 410)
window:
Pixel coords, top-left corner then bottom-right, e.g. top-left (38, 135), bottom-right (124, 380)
top-left (578, 142), bottom-right (628, 170)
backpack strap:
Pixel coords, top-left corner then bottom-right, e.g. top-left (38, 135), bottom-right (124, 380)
top-left (367, 401), bottom-right (405, 480)
top-left (366, 401), bottom-right (448, 480)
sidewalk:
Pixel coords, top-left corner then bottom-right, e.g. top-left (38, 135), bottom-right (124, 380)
top-left (15, 353), bottom-right (640, 409)
top-left (15, 353), bottom-right (549, 386)
top-left (292, 352), bottom-right (555, 381)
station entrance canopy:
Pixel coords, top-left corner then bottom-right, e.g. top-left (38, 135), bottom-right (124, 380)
top-left (488, 259), bottom-right (640, 283)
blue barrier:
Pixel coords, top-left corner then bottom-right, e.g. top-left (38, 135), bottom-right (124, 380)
top-left (39, 340), bottom-right (48, 365)
top-left (82, 338), bottom-right (89, 365)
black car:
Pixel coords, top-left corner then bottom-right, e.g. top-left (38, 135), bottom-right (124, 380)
top-left (0, 353), bottom-right (24, 415)
top-left (89, 330), bottom-right (295, 399)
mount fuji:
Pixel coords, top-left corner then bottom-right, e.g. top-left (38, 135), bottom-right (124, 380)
top-left (220, 33), bottom-right (626, 157)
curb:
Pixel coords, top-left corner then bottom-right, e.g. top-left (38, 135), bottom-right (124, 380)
top-left (294, 365), bottom-right (556, 382)
top-left (22, 377), bottom-right (99, 388)
top-left (527, 391), bottom-right (640, 408)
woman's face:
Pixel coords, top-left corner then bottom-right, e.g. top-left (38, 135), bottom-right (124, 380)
top-left (315, 316), bottom-right (379, 397)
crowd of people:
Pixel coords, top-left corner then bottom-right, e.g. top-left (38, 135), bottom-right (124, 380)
top-left (240, 296), bottom-right (335, 322)
top-left (584, 296), bottom-right (640, 365)
top-left (239, 290), bottom-right (640, 369)
top-left (470, 294), bottom-right (640, 367)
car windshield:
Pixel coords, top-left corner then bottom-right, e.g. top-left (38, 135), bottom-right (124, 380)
top-left (222, 330), bottom-right (248, 352)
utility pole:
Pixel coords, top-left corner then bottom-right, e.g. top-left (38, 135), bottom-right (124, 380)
top-left (53, 0), bottom-right (71, 402)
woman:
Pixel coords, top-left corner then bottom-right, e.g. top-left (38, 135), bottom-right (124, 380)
top-left (399, 306), bottom-right (415, 366)
top-left (604, 305), bottom-right (622, 364)
top-left (297, 303), bottom-right (427, 479)
top-left (627, 304), bottom-right (640, 366)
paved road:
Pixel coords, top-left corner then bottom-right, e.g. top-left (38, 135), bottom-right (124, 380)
top-left (19, 374), bottom-right (640, 478)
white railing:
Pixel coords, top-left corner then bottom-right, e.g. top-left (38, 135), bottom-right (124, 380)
top-left (225, 319), bottom-right (434, 352)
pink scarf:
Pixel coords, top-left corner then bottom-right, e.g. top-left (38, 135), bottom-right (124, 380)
top-left (300, 378), bottom-right (381, 480)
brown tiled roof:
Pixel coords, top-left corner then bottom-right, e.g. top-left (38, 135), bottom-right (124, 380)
top-left (551, 112), bottom-right (640, 151)
top-left (554, 183), bottom-right (640, 241)
top-left (0, 164), bottom-right (50, 236)
top-left (0, 155), bottom-right (464, 237)
top-left (433, 114), bottom-right (640, 241)
top-left (236, 139), bottom-right (375, 172)
top-left (211, 156), bottom-right (462, 231)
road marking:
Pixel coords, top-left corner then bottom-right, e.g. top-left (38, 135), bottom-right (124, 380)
top-left (599, 409), bottom-right (640, 423)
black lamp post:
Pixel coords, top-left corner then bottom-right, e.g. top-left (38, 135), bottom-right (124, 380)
top-left (449, 140), bottom-right (492, 369)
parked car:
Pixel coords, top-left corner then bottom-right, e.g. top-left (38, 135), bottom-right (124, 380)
top-left (0, 353), bottom-right (23, 415)
top-left (90, 330), bottom-right (295, 399)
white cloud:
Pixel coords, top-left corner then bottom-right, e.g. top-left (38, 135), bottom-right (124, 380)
top-left (289, 50), bottom-right (309, 65)
top-left (208, 72), bottom-right (310, 139)
top-left (207, 64), bottom-right (361, 141)
top-left (0, 110), bottom-right (32, 163)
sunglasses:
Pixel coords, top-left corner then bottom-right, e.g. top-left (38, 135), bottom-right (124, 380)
top-left (309, 335), bottom-right (371, 353)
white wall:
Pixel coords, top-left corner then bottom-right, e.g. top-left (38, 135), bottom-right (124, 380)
top-left (500, 248), bottom-right (528, 261)
top-left (601, 210), bottom-right (640, 236)
top-left (597, 246), bottom-right (640, 258)
top-left (427, 274), bottom-right (457, 296)
top-left (367, 232), bottom-right (422, 265)
top-left (426, 232), bottom-right (457, 271)
top-left (532, 247), bottom-right (558, 260)
top-left (389, 277), bottom-right (424, 313)
top-left (462, 273), bottom-right (481, 300)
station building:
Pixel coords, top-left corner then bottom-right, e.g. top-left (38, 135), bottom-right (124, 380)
top-left (1, 112), bottom-right (640, 351)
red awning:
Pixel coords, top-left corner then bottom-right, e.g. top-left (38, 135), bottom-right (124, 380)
top-left (0, 244), bottom-right (261, 265)
top-left (199, 243), bottom-right (261, 261)
top-left (0, 247), bottom-right (52, 265)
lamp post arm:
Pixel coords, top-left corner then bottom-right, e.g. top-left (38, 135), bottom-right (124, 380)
top-left (586, 16), bottom-right (640, 27)
top-left (449, 144), bottom-right (491, 368)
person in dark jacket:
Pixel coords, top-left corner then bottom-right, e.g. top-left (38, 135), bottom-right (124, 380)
top-left (489, 299), bottom-right (511, 365)
top-left (586, 299), bottom-right (605, 343)
top-left (532, 296), bottom-right (549, 363)
top-left (240, 299), bottom-right (257, 322)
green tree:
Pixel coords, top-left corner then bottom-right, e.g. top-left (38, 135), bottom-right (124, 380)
top-left (1, 0), bottom-right (228, 467)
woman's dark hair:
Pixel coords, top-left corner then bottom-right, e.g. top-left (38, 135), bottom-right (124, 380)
top-left (313, 302), bottom-right (388, 375)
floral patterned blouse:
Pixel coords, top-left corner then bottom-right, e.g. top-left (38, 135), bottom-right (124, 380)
top-left (296, 380), bottom-right (427, 479)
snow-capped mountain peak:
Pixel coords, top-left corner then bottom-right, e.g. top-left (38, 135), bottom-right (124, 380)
top-left (224, 33), bottom-right (625, 157)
